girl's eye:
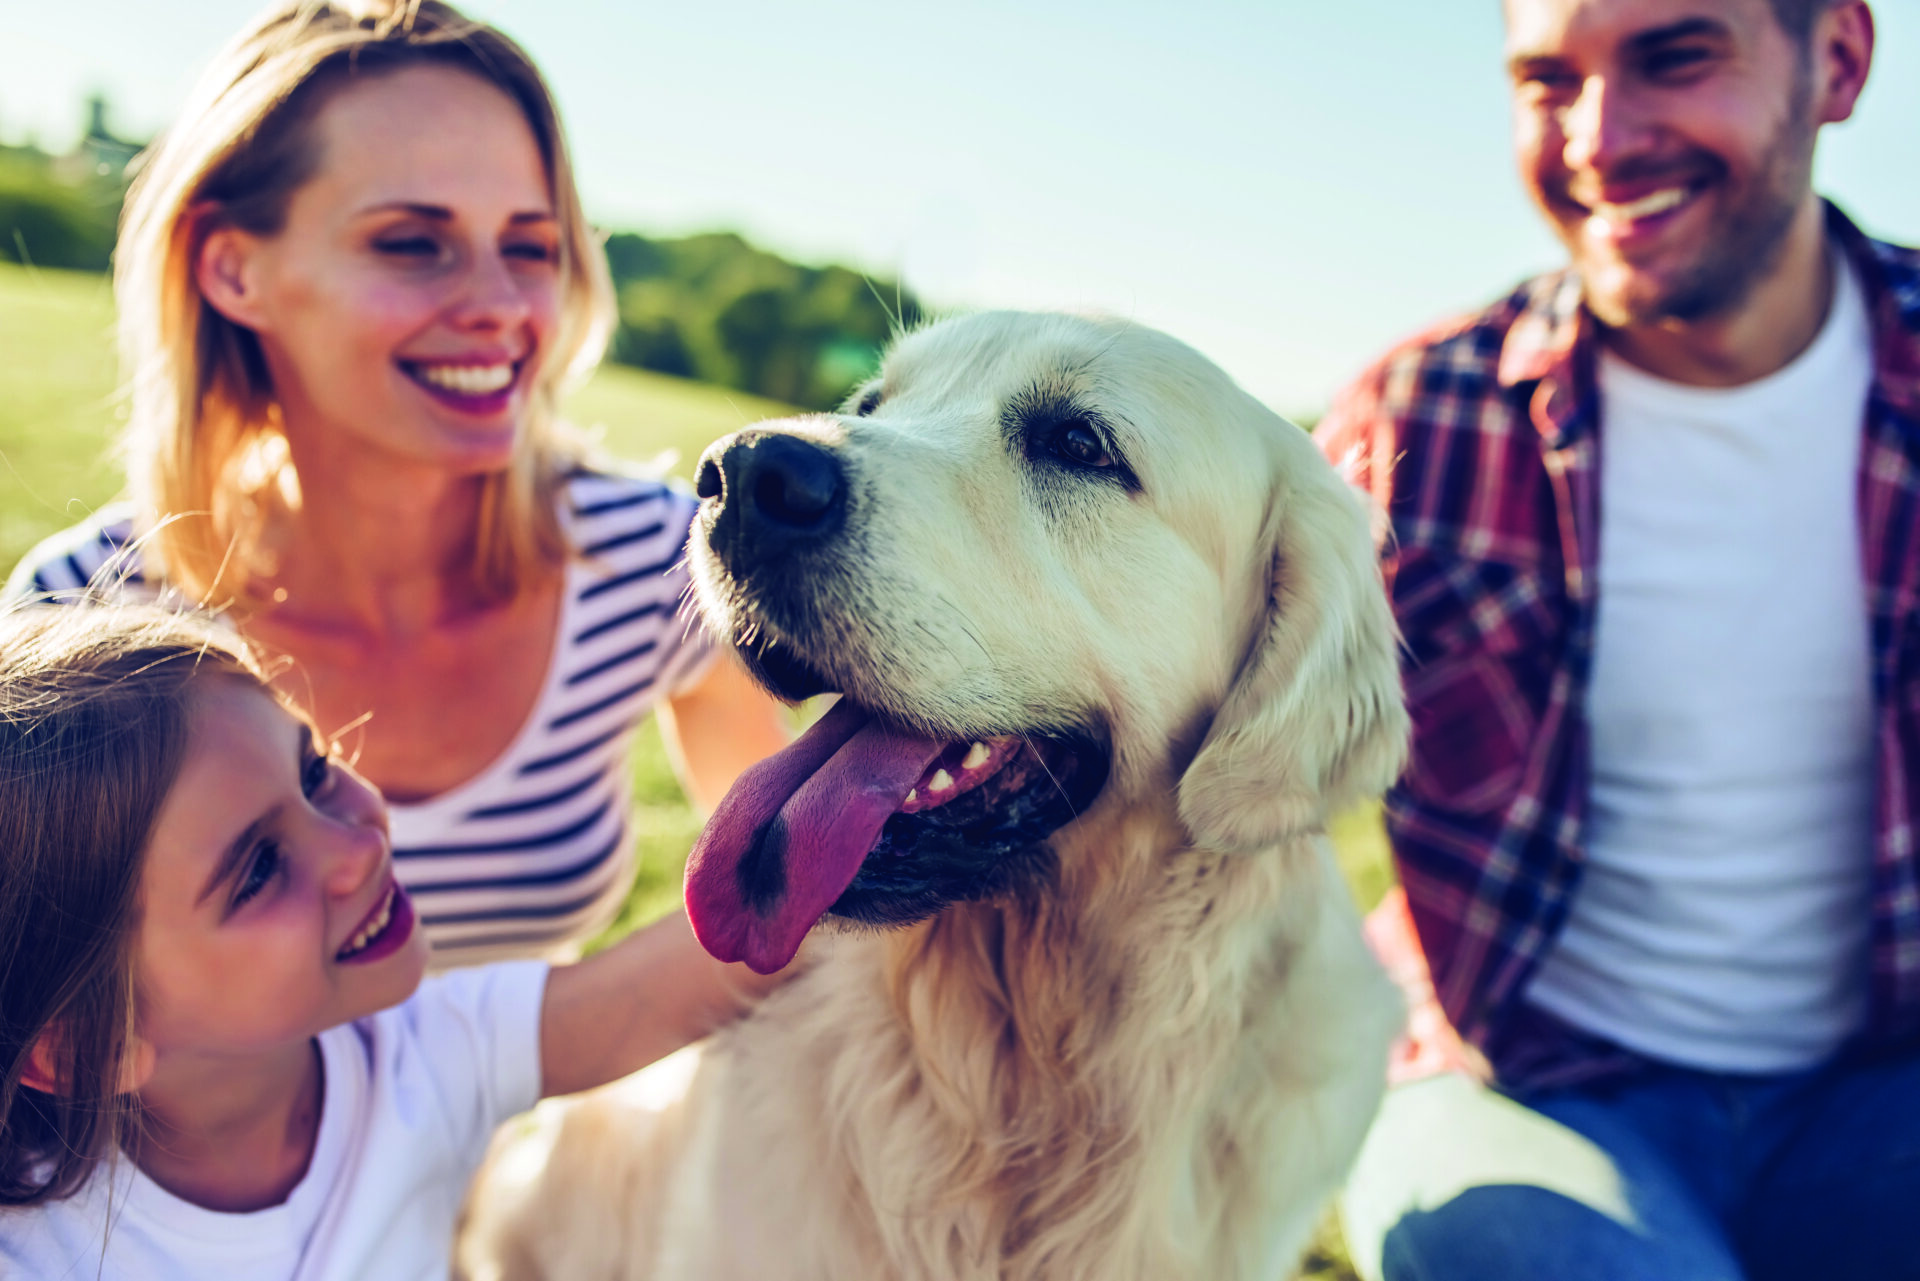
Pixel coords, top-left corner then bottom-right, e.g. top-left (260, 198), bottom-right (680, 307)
top-left (302, 747), bottom-right (333, 799)
top-left (233, 841), bottom-right (283, 908)
top-left (1052, 422), bottom-right (1115, 469)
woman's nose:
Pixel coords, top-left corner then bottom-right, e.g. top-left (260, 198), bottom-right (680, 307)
top-left (450, 249), bottom-right (535, 333)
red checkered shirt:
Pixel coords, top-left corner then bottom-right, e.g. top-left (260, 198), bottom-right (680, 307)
top-left (1316, 205), bottom-right (1920, 1089)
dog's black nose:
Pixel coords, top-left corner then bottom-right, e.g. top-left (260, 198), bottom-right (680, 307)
top-left (699, 430), bottom-right (848, 565)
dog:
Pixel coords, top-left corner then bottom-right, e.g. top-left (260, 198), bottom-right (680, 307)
top-left (457, 311), bottom-right (1408, 1280)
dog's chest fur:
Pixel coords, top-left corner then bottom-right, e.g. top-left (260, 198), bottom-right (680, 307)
top-left (665, 807), bottom-right (1396, 1281)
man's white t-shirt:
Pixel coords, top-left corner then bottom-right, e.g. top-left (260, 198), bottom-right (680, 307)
top-left (0, 961), bottom-right (548, 1281)
top-left (1525, 251), bottom-right (1878, 1072)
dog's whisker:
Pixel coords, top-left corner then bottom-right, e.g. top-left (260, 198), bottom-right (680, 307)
top-left (932, 593), bottom-right (995, 665)
top-left (1019, 729), bottom-right (1080, 820)
top-left (862, 273), bottom-right (902, 338)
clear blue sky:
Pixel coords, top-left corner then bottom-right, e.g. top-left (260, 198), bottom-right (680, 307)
top-left (4, 1), bottom-right (1915, 415)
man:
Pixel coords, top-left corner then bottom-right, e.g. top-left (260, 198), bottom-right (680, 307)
top-left (1315, 2), bottom-right (1920, 1277)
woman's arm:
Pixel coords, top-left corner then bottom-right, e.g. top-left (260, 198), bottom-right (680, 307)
top-left (538, 907), bottom-right (788, 1098)
top-left (656, 651), bottom-right (794, 814)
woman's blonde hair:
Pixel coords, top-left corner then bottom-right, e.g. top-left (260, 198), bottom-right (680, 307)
top-left (0, 604), bottom-right (269, 1206)
top-left (116, 0), bottom-right (614, 604)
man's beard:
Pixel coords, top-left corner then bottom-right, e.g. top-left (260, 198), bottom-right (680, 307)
top-left (1581, 72), bottom-right (1818, 329)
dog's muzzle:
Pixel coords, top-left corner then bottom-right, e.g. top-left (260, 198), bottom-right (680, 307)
top-left (696, 429), bottom-right (847, 572)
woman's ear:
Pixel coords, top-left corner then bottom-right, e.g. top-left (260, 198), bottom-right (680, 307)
top-left (19, 1024), bottom-right (157, 1096)
top-left (194, 212), bottom-right (269, 332)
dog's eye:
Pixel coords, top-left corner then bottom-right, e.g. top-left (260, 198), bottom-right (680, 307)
top-left (1051, 421), bottom-right (1114, 469)
top-left (853, 387), bottom-right (883, 417)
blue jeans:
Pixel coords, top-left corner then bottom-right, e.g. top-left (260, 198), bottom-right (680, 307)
top-left (1339, 1043), bottom-right (1920, 1280)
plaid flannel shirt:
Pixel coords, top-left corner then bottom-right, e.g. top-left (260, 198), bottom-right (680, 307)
top-left (1316, 205), bottom-right (1920, 1089)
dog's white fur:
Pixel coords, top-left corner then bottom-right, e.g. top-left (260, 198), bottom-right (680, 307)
top-left (457, 312), bottom-right (1408, 1280)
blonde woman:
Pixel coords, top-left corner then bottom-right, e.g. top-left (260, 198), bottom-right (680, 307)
top-left (8, 0), bottom-right (792, 968)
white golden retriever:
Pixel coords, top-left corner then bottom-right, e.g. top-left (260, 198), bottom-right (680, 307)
top-left (458, 312), bottom-right (1407, 1281)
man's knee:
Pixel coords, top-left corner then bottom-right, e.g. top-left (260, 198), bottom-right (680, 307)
top-left (1376, 1183), bottom-right (1743, 1281)
top-left (1342, 1073), bottom-right (1742, 1281)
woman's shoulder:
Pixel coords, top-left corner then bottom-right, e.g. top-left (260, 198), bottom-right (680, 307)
top-left (4, 505), bottom-right (145, 602)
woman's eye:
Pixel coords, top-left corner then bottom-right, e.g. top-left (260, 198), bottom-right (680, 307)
top-left (373, 236), bottom-right (440, 258)
top-left (504, 241), bottom-right (558, 264)
top-left (1053, 422), bottom-right (1114, 469)
top-left (233, 841), bottom-right (283, 908)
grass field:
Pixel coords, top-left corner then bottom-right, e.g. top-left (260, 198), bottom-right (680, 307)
top-left (0, 260), bottom-right (1381, 1279)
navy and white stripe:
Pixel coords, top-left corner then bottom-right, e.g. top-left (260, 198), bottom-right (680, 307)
top-left (7, 469), bottom-right (717, 964)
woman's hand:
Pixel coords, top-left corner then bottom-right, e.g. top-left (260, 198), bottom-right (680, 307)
top-left (537, 907), bottom-right (795, 1098)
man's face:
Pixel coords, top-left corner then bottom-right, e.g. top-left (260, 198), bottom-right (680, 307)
top-left (1505, 0), bottom-right (1822, 327)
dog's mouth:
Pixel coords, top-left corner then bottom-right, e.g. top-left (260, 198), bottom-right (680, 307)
top-left (683, 662), bottom-right (1109, 974)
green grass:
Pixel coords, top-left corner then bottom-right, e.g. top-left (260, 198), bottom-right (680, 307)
top-left (0, 259), bottom-right (1382, 1279)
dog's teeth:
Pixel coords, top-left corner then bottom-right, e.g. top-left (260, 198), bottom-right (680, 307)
top-left (962, 742), bottom-right (990, 770)
top-left (929, 770), bottom-right (954, 793)
top-left (905, 788), bottom-right (918, 805)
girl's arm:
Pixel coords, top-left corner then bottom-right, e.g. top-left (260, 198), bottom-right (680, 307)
top-left (539, 653), bottom-right (795, 1096)
top-left (656, 652), bottom-right (794, 815)
top-left (538, 908), bottom-right (788, 1098)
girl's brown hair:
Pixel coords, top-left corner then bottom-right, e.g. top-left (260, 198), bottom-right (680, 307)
top-left (0, 605), bottom-right (267, 1205)
top-left (116, 0), bottom-right (614, 605)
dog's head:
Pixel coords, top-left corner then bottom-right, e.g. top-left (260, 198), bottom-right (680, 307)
top-left (683, 312), bottom-right (1407, 972)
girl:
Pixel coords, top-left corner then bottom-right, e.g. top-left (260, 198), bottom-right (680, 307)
top-left (7, 0), bottom-right (792, 963)
top-left (0, 603), bottom-right (779, 1277)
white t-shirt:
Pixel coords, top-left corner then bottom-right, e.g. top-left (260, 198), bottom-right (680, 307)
top-left (1525, 250), bottom-right (1877, 1072)
top-left (0, 961), bottom-right (548, 1281)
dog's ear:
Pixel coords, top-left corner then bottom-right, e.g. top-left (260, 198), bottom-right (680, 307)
top-left (1177, 457), bottom-right (1408, 851)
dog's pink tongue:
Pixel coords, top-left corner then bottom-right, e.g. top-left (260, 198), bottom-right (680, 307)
top-left (685, 698), bottom-right (945, 973)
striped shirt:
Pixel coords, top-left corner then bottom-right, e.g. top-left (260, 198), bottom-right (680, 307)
top-left (7, 469), bottom-right (716, 964)
top-left (1315, 204), bottom-right (1920, 1089)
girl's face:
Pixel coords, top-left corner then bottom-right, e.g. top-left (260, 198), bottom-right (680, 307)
top-left (199, 63), bottom-right (563, 477)
top-left (134, 676), bottom-right (429, 1064)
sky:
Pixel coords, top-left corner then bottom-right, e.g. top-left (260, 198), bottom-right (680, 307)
top-left (3, 1), bottom-right (1916, 417)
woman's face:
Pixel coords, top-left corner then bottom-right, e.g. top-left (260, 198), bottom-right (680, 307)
top-left (200, 64), bottom-right (563, 477)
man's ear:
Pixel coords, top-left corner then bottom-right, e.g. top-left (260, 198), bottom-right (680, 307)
top-left (1177, 446), bottom-right (1408, 851)
top-left (194, 211), bottom-right (270, 332)
top-left (1813, 1), bottom-right (1875, 127)
top-left (19, 1024), bottom-right (157, 1096)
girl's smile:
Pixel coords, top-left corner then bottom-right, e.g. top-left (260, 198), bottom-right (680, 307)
top-left (334, 879), bottom-right (416, 964)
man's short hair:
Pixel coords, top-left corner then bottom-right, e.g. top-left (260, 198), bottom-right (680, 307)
top-left (1768, 0), bottom-right (1838, 42)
